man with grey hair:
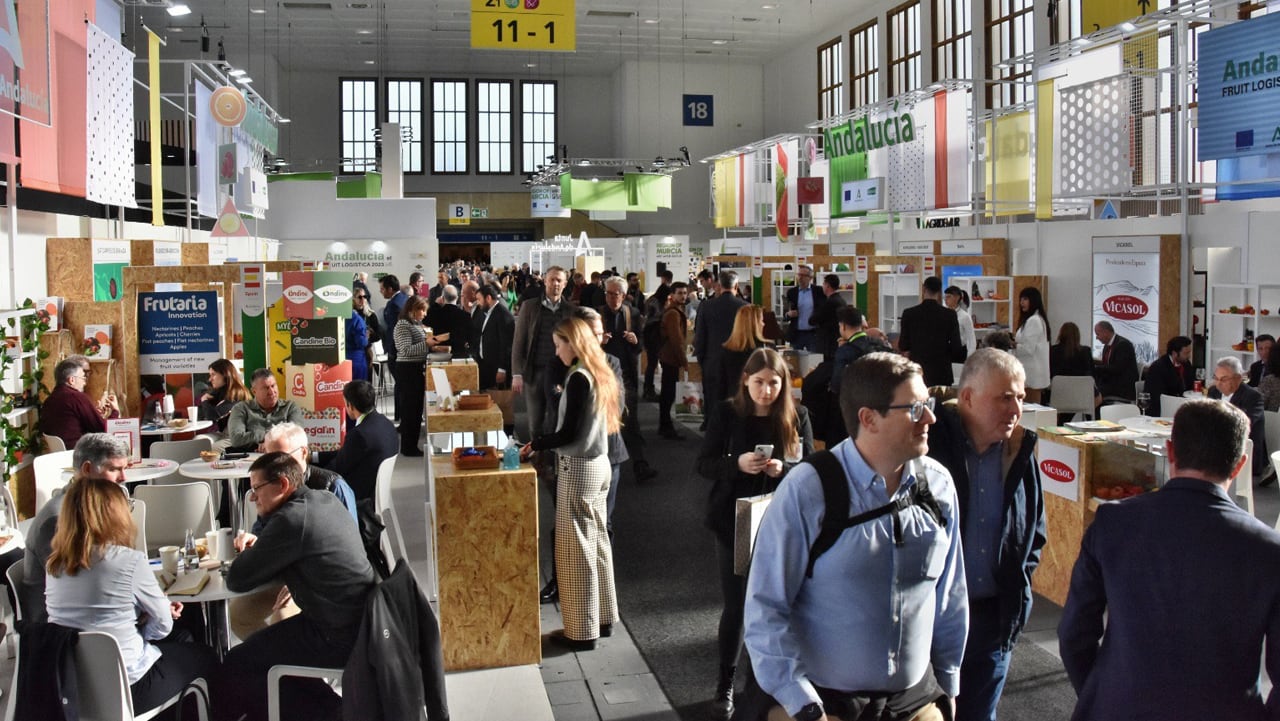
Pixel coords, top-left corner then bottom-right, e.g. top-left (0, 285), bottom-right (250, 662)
top-left (262, 422), bottom-right (358, 523)
top-left (1208, 355), bottom-right (1269, 480)
top-left (39, 354), bottom-right (120, 449)
top-left (227, 368), bottom-right (305, 452)
top-left (693, 269), bottom-right (747, 416)
top-left (427, 282), bottom-right (475, 358)
top-left (600, 276), bottom-right (655, 481)
top-left (1059, 399), bottom-right (1280, 720)
top-left (926, 348), bottom-right (1045, 721)
top-left (20, 433), bottom-right (132, 622)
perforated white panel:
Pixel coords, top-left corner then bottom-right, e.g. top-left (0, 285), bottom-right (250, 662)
top-left (1060, 76), bottom-right (1132, 195)
top-left (86, 23), bottom-right (136, 208)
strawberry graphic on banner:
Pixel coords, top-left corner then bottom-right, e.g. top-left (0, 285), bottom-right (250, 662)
top-left (775, 142), bottom-right (789, 242)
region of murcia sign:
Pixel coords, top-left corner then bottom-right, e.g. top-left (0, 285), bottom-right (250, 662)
top-left (471, 0), bottom-right (576, 52)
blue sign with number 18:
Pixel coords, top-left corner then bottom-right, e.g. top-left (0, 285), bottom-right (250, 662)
top-left (683, 94), bottom-right (713, 127)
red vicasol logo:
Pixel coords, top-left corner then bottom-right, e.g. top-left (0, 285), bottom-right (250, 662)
top-left (1103, 295), bottom-right (1148, 321)
top-left (1040, 459), bottom-right (1076, 482)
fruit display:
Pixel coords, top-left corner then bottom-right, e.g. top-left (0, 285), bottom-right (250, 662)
top-left (1220, 305), bottom-right (1256, 314)
top-left (1093, 483), bottom-right (1148, 500)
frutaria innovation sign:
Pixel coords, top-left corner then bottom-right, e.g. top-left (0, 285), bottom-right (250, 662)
top-left (1197, 11), bottom-right (1280, 161)
top-left (138, 292), bottom-right (221, 373)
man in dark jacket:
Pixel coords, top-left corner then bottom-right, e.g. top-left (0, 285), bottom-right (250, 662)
top-left (1249, 334), bottom-right (1274, 387)
top-left (320, 380), bottom-right (399, 501)
top-left (426, 284), bottom-right (474, 358)
top-left (693, 270), bottom-right (748, 413)
top-left (1058, 399), bottom-right (1280, 721)
top-left (217, 452), bottom-right (377, 721)
top-left (600, 277), bottom-right (656, 481)
top-left (898, 276), bottom-right (966, 387)
top-left (809, 273), bottom-right (848, 360)
top-left (1208, 356), bottom-right (1270, 481)
top-left (926, 349), bottom-right (1046, 721)
top-left (474, 283), bottom-right (516, 391)
top-left (1142, 335), bottom-right (1192, 416)
top-left (1092, 321), bottom-right (1139, 401)
top-left (784, 265), bottom-right (824, 351)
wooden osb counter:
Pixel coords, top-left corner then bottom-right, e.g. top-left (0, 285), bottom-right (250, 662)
top-left (425, 403), bottom-right (504, 435)
top-left (424, 362), bottom-right (479, 393)
top-left (431, 456), bottom-right (540, 671)
top-left (1033, 430), bottom-right (1165, 606)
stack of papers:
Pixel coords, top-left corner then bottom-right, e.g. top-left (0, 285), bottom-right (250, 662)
top-left (158, 569), bottom-right (210, 596)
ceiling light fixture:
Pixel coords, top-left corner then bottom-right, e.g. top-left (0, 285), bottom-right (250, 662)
top-left (251, 8), bottom-right (267, 14)
top-left (761, 3), bottom-right (777, 9)
top-left (364, 59), bottom-right (376, 64)
top-left (229, 68), bottom-right (246, 76)
top-left (525, 62), bottom-right (537, 68)
top-left (711, 39), bottom-right (728, 45)
top-left (644, 18), bottom-right (659, 24)
top-left (236, 76), bottom-right (254, 84)
top-left (1119, 21), bottom-right (1137, 32)
top-left (356, 29), bottom-right (373, 34)
top-left (278, 118), bottom-right (292, 123)
top-left (167, 4), bottom-right (192, 17)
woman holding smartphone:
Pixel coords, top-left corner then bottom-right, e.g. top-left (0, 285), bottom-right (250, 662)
top-left (696, 347), bottom-right (813, 721)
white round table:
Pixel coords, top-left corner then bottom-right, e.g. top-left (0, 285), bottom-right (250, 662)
top-left (1118, 416), bottom-right (1175, 436)
top-left (178, 455), bottom-right (261, 533)
top-left (61, 458), bottom-right (179, 484)
top-left (159, 563), bottom-right (255, 659)
top-left (140, 419), bottom-right (215, 437)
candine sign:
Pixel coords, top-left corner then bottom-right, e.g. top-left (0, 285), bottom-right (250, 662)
top-left (1038, 440), bottom-right (1081, 501)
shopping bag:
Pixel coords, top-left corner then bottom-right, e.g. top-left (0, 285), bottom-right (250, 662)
top-left (489, 388), bottom-right (516, 426)
top-left (734, 493), bottom-right (773, 575)
top-left (674, 379), bottom-right (704, 416)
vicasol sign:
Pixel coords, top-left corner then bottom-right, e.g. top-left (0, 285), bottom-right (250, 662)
top-left (1039, 459), bottom-right (1076, 483)
top-left (1103, 295), bottom-right (1149, 321)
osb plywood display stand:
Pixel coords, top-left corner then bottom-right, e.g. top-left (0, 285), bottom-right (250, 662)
top-left (46, 238), bottom-right (210, 301)
top-left (424, 362), bottom-right (479, 393)
top-left (431, 457), bottom-right (541, 670)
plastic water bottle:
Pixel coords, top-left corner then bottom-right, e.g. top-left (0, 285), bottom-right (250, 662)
top-left (502, 437), bottom-right (520, 470)
top-left (183, 528), bottom-right (197, 570)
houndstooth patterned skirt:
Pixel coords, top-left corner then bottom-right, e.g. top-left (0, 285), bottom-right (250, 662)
top-left (556, 453), bottom-right (618, 641)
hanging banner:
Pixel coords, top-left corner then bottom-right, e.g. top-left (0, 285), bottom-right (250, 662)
top-left (775, 139), bottom-right (798, 242)
top-left (1039, 438), bottom-right (1082, 501)
top-left (238, 265), bottom-right (265, 369)
top-left (531, 184), bottom-right (571, 218)
top-left (855, 257), bottom-right (869, 285)
top-left (138, 291), bottom-right (221, 373)
top-left (984, 111), bottom-right (1033, 217)
top-left (282, 270), bottom-right (355, 320)
top-left (1092, 236), bottom-right (1161, 365)
top-left (92, 239), bottom-right (129, 301)
top-left (85, 22), bottom-right (135, 209)
top-left (1197, 12), bottom-right (1280, 162)
top-left (147, 29), bottom-right (162, 225)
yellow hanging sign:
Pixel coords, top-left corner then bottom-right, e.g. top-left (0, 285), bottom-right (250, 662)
top-left (1081, 0), bottom-right (1147, 34)
top-left (471, 0), bottom-right (576, 52)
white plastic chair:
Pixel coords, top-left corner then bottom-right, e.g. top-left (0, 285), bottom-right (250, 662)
top-left (41, 433), bottom-right (67, 452)
top-left (131, 483), bottom-right (216, 555)
top-left (72, 631), bottom-right (210, 721)
top-left (375, 455), bottom-right (398, 519)
top-left (1161, 394), bottom-right (1189, 418)
top-left (1049, 376), bottom-right (1095, 422)
top-left (5, 560), bottom-right (24, 622)
top-left (149, 437), bottom-right (219, 514)
top-left (131, 498), bottom-right (148, 554)
top-left (1231, 439), bottom-right (1254, 516)
top-left (1099, 404), bottom-right (1140, 423)
top-left (267, 665), bottom-right (343, 721)
top-left (380, 506), bottom-right (409, 572)
top-left (32, 449), bottom-right (75, 511)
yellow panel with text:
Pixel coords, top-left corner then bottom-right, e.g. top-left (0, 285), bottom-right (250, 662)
top-left (471, 0), bottom-right (576, 52)
top-left (1081, 0), bottom-right (1145, 34)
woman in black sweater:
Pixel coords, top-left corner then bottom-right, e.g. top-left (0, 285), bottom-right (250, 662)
top-left (696, 347), bottom-right (813, 721)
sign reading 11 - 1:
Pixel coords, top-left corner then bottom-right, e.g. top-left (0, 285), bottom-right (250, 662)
top-left (471, 0), bottom-right (576, 52)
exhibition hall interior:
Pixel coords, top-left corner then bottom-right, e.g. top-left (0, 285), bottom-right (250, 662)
top-left (2, 0), bottom-right (1280, 720)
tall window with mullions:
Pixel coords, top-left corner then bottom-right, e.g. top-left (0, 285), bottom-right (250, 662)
top-left (431, 79), bottom-right (468, 174)
top-left (521, 81), bottom-right (557, 174)
top-left (933, 0), bottom-right (972, 82)
top-left (888, 1), bottom-right (922, 96)
top-left (817, 37), bottom-right (844, 120)
top-left (386, 79), bottom-right (423, 174)
top-left (850, 20), bottom-right (880, 110)
top-left (986, 0), bottom-right (1034, 108)
top-left (340, 78), bottom-right (377, 173)
top-left (477, 80), bottom-right (513, 174)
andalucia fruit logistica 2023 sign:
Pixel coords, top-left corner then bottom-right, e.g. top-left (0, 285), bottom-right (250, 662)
top-left (1197, 11), bottom-right (1280, 161)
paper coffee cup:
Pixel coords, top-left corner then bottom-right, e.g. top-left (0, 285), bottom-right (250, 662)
top-left (205, 531), bottom-right (219, 560)
top-left (187, 406), bottom-right (199, 423)
top-left (216, 527), bottom-right (234, 561)
top-left (159, 545), bottom-right (180, 575)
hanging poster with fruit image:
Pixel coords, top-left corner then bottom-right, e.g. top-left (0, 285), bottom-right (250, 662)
top-left (91, 239), bottom-right (130, 302)
top-left (82, 325), bottom-right (112, 359)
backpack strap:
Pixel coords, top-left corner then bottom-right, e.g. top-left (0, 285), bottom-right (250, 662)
top-left (804, 456), bottom-right (949, 578)
top-left (805, 450), bottom-right (850, 578)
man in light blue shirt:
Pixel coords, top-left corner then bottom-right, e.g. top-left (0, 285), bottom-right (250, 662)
top-left (743, 352), bottom-right (968, 721)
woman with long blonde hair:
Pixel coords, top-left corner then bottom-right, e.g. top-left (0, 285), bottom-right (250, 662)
top-left (718, 305), bottom-right (769, 405)
top-left (45, 477), bottom-right (216, 714)
top-left (521, 316), bottom-right (621, 651)
top-left (696, 347), bottom-right (813, 720)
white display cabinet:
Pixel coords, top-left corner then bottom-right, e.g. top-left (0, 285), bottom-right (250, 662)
top-left (770, 268), bottom-right (795, 319)
top-left (964, 276), bottom-right (1014, 337)
top-left (0, 308), bottom-right (38, 397)
top-left (878, 273), bottom-right (920, 334)
top-left (1207, 283), bottom-right (1259, 372)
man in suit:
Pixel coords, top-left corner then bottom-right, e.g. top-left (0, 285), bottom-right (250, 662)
top-left (426, 284), bottom-right (474, 357)
top-left (319, 380), bottom-right (398, 501)
top-left (475, 283), bottom-right (516, 391)
top-left (379, 274), bottom-right (409, 417)
top-left (1059, 399), bottom-right (1280, 721)
top-left (1249, 334), bottom-right (1274, 387)
top-left (784, 265), bottom-right (824, 352)
top-left (1092, 321), bottom-right (1139, 401)
top-left (600, 277), bottom-right (656, 481)
top-left (1142, 335), bottom-right (1193, 416)
top-left (1208, 356), bottom-right (1270, 482)
top-left (898, 276), bottom-right (966, 387)
top-left (809, 273), bottom-right (849, 360)
top-left (693, 270), bottom-right (748, 413)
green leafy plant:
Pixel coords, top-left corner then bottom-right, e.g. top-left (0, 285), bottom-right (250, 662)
top-left (0, 300), bottom-right (49, 471)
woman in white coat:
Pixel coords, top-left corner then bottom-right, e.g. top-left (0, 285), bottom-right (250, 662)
top-left (945, 285), bottom-right (976, 358)
top-left (1014, 287), bottom-right (1051, 402)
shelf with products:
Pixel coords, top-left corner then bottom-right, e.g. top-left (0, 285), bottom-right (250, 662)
top-left (878, 273), bottom-right (920, 334)
top-left (1207, 283), bottom-right (1261, 372)
top-left (963, 276), bottom-right (1014, 335)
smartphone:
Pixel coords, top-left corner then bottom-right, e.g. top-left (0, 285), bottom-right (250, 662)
top-left (222, 452), bottom-right (249, 460)
top-left (754, 444), bottom-right (774, 459)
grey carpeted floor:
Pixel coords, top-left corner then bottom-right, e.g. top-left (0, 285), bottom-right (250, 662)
top-left (609, 406), bottom-right (1075, 721)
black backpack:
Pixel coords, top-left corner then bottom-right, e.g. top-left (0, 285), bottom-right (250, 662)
top-left (802, 450), bottom-right (947, 578)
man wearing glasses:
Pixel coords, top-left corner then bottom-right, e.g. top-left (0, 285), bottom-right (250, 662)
top-left (39, 355), bottom-right (120, 449)
top-left (743, 352), bottom-right (966, 721)
top-left (927, 349), bottom-right (1045, 721)
top-left (784, 265), bottom-right (825, 352)
top-left (219, 452), bottom-right (376, 721)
